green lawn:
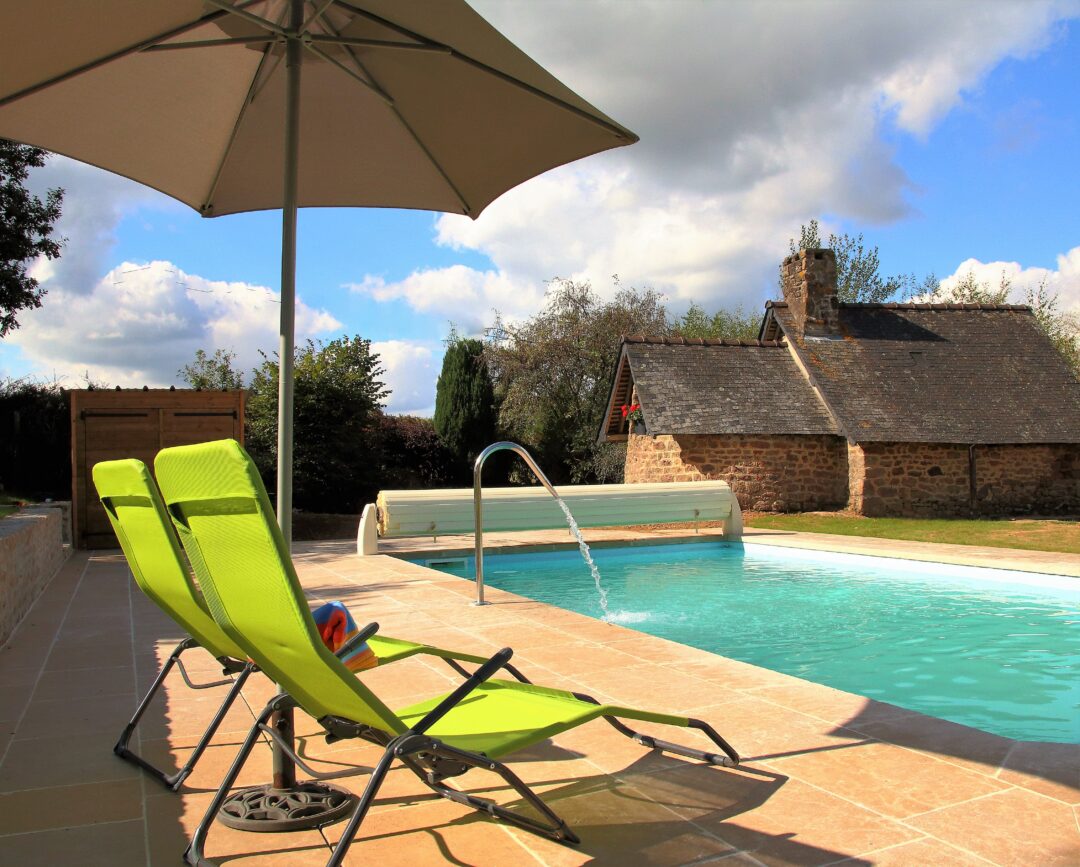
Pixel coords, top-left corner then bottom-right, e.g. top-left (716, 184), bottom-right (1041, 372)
top-left (746, 513), bottom-right (1080, 555)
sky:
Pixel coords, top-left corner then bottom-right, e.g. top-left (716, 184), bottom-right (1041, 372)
top-left (3, 0), bottom-right (1079, 415)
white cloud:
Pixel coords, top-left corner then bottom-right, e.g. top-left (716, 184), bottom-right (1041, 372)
top-left (372, 340), bottom-right (441, 416)
top-left (348, 266), bottom-right (541, 332)
top-left (878, 3), bottom-right (1066, 136)
top-left (939, 246), bottom-right (1080, 312)
top-left (353, 0), bottom-right (1078, 320)
top-left (9, 261), bottom-right (340, 386)
top-left (24, 156), bottom-right (172, 296)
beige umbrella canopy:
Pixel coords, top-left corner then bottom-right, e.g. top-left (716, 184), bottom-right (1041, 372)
top-left (0, 0), bottom-right (637, 540)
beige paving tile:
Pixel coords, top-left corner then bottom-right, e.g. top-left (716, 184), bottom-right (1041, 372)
top-left (546, 717), bottom-right (722, 777)
top-left (322, 796), bottom-right (547, 866)
top-left (44, 639), bottom-right (134, 671)
top-left (766, 740), bottom-right (1009, 819)
top-left (0, 818), bottom-right (147, 866)
top-left (997, 741), bottom-right (1080, 805)
top-left (145, 790), bottom-right (331, 866)
top-left (666, 655), bottom-right (802, 691)
top-left (646, 763), bottom-right (919, 866)
top-left (0, 778), bottom-right (142, 836)
top-left (0, 730), bottom-right (139, 792)
top-left (568, 665), bottom-right (741, 710)
top-left (683, 696), bottom-right (867, 763)
top-left (907, 787), bottom-right (1080, 866)
top-left (833, 837), bottom-right (995, 866)
top-left (16, 693), bottom-right (137, 740)
top-left (0, 666), bottom-right (40, 690)
top-left (502, 772), bottom-right (736, 866)
top-left (851, 712), bottom-right (1015, 777)
top-left (747, 680), bottom-right (918, 728)
top-left (606, 632), bottom-right (720, 665)
top-left (32, 664), bottom-right (137, 701)
top-left (515, 641), bottom-right (646, 678)
top-left (0, 684), bottom-right (35, 723)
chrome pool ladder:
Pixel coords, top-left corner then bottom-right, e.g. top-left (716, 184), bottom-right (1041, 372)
top-left (472, 441), bottom-right (559, 605)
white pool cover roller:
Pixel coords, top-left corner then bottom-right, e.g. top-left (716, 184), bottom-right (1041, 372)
top-left (371, 481), bottom-right (742, 546)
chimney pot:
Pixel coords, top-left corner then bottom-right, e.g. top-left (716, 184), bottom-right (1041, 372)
top-left (780, 247), bottom-right (838, 337)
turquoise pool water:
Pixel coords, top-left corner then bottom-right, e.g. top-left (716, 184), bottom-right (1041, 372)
top-left (414, 542), bottom-right (1080, 743)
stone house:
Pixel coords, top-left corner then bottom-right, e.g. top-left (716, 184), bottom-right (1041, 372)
top-left (598, 249), bottom-right (1080, 517)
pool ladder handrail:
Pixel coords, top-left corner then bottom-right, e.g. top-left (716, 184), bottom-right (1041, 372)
top-left (473, 441), bottom-right (559, 605)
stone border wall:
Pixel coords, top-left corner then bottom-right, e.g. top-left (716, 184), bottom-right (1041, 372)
top-left (0, 508), bottom-right (70, 647)
top-left (849, 442), bottom-right (1080, 517)
top-left (624, 433), bottom-right (848, 511)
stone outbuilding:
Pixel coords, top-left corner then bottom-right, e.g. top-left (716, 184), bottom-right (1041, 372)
top-left (599, 249), bottom-right (1080, 517)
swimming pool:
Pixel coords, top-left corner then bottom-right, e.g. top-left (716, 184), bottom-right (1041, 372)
top-left (414, 541), bottom-right (1080, 743)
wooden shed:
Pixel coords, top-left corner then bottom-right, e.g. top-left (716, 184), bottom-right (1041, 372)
top-left (70, 388), bottom-right (245, 549)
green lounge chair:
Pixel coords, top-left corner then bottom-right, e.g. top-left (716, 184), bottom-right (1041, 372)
top-left (92, 458), bottom-right (529, 791)
top-left (154, 439), bottom-right (740, 865)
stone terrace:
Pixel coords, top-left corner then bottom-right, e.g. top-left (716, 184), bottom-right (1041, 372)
top-left (0, 531), bottom-right (1077, 865)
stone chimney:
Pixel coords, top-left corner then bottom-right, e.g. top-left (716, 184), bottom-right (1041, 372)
top-left (780, 248), bottom-right (839, 337)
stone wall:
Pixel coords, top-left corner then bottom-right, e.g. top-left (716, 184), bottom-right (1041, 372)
top-left (624, 433), bottom-right (848, 511)
top-left (849, 442), bottom-right (1080, 517)
top-left (0, 507), bottom-right (70, 647)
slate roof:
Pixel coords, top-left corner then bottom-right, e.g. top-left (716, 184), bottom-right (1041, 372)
top-left (601, 336), bottom-right (839, 438)
top-left (761, 302), bottom-right (1080, 444)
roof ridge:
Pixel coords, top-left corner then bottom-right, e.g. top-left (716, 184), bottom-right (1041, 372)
top-left (622, 334), bottom-right (784, 348)
top-left (765, 299), bottom-right (1031, 312)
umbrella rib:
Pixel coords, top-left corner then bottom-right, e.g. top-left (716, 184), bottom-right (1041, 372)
top-left (308, 14), bottom-right (474, 216)
top-left (0, 4), bottom-right (261, 107)
top-left (144, 36), bottom-right (278, 52)
top-left (203, 0), bottom-right (289, 37)
top-left (307, 35), bottom-right (450, 54)
top-left (302, 0), bottom-right (339, 33)
top-left (330, 0), bottom-right (634, 141)
top-left (303, 44), bottom-right (393, 105)
top-left (200, 43), bottom-right (279, 214)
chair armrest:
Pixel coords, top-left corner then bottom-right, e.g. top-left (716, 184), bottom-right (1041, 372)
top-left (334, 621), bottom-right (379, 660)
top-left (411, 647), bottom-right (513, 735)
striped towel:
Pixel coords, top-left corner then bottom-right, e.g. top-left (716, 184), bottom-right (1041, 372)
top-left (311, 601), bottom-right (378, 672)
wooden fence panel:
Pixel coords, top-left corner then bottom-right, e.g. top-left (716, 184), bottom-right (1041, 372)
top-left (71, 390), bottom-right (244, 549)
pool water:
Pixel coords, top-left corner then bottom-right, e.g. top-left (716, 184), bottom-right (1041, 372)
top-left (415, 542), bottom-right (1080, 743)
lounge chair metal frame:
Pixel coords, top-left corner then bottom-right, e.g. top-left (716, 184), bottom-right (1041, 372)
top-left (114, 635), bottom-right (254, 791)
top-left (185, 639), bottom-right (739, 866)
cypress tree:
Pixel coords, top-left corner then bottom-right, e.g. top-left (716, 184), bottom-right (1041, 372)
top-left (433, 338), bottom-right (497, 480)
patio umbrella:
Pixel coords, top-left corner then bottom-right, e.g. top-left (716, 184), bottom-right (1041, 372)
top-left (0, 0), bottom-right (637, 543)
top-left (0, 0), bottom-right (637, 833)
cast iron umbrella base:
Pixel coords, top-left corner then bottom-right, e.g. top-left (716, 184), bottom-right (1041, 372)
top-left (217, 782), bottom-right (356, 832)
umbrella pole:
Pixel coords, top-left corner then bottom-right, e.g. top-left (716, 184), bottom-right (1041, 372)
top-left (272, 0), bottom-right (302, 797)
top-left (216, 0), bottom-right (356, 835)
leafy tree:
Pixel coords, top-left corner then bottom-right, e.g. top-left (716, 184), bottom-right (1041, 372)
top-left (433, 336), bottom-right (498, 481)
top-left (485, 278), bottom-right (669, 484)
top-left (245, 335), bottom-right (389, 513)
top-left (1025, 282), bottom-right (1080, 377)
top-left (0, 377), bottom-right (70, 498)
top-left (786, 218), bottom-right (938, 302)
top-left (926, 268), bottom-right (1010, 304)
top-left (177, 348), bottom-right (245, 389)
top-left (1, 140), bottom-right (64, 337)
top-left (376, 414), bottom-right (456, 490)
top-left (671, 301), bottom-right (760, 340)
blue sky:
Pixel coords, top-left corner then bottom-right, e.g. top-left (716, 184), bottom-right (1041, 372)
top-left (4, 1), bottom-right (1079, 414)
